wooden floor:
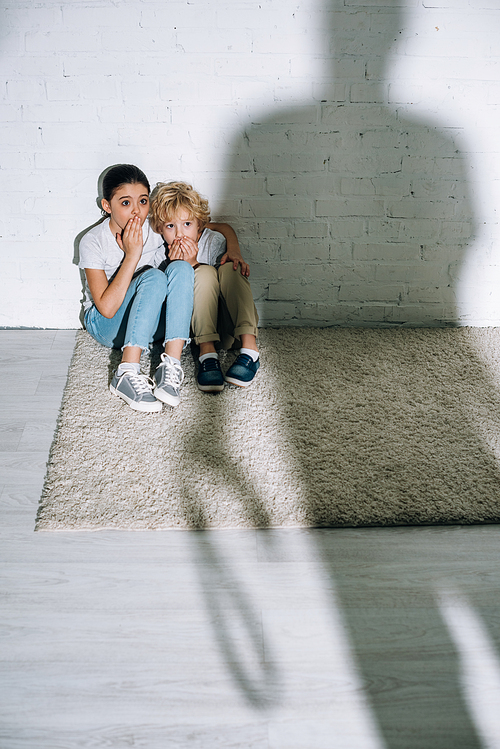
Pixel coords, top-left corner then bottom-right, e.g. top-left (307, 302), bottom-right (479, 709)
top-left (1, 330), bottom-right (500, 749)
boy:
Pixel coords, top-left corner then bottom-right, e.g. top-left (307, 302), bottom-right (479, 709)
top-left (149, 181), bottom-right (260, 391)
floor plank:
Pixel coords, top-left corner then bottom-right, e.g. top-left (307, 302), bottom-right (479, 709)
top-left (1, 330), bottom-right (500, 749)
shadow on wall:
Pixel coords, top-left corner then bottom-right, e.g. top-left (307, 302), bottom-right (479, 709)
top-left (220, 0), bottom-right (475, 328)
top-left (72, 166), bottom-right (118, 327)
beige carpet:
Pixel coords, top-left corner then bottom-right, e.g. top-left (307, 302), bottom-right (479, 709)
top-left (36, 327), bottom-right (500, 531)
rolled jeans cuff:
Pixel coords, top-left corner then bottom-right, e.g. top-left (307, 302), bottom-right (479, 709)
top-left (193, 332), bottom-right (221, 345)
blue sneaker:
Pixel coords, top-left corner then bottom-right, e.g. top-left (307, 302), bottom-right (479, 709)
top-left (197, 357), bottom-right (224, 392)
top-left (224, 353), bottom-right (260, 388)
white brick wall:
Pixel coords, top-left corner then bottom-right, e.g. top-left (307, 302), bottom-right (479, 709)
top-left (1, 0), bottom-right (499, 327)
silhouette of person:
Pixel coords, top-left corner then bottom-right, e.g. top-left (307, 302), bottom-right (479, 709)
top-left (215, 0), bottom-right (489, 744)
top-left (220, 0), bottom-right (475, 328)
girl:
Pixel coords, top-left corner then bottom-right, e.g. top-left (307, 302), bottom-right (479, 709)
top-left (79, 164), bottom-right (241, 413)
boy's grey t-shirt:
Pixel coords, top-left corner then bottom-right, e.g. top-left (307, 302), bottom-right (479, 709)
top-left (196, 227), bottom-right (226, 266)
top-left (78, 218), bottom-right (165, 310)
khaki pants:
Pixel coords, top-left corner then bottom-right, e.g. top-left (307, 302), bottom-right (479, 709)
top-left (191, 263), bottom-right (259, 350)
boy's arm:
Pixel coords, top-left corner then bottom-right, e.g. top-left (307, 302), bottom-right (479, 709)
top-left (208, 222), bottom-right (250, 277)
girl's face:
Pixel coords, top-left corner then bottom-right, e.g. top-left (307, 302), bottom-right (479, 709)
top-left (102, 182), bottom-right (150, 233)
top-left (161, 208), bottom-right (201, 247)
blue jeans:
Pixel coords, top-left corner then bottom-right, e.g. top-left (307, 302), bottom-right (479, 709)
top-left (84, 262), bottom-right (194, 351)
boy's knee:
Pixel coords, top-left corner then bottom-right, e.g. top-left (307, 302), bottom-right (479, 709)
top-left (219, 261), bottom-right (248, 290)
top-left (196, 264), bottom-right (217, 280)
top-left (218, 261), bottom-right (235, 279)
top-left (194, 264), bottom-right (218, 292)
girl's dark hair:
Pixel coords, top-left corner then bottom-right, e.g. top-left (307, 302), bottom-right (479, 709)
top-left (102, 164), bottom-right (150, 204)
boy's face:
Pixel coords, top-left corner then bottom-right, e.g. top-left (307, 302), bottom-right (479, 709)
top-left (161, 208), bottom-right (201, 248)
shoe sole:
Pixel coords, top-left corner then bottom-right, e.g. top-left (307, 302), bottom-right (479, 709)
top-left (224, 375), bottom-right (255, 388)
top-left (197, 382), bottom-right (224, 392)
top-left (110, 384), bottom-right (162, 413)
top-left (153, 387), bottom-right (181, 407)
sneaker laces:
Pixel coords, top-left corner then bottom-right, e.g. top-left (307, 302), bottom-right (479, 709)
top-left (158, 353), bottom-right (184, 387)
top-left (234, 353), bottom-right (254, 367)
top-left (201, 357), bottom-right (220, 371)
top-left (118, 370), bottom-right (155, 396)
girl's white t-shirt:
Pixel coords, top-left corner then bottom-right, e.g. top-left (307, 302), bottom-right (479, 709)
top-left (78, 218), bottom-right (166, 310)
top-left (78, 220), bottom-right (227, 311)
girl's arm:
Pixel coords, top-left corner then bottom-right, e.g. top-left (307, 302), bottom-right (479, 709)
top-left (86, 216), bottom-right (144, 319)
top-left (208, 222), bottom-right (250, 277)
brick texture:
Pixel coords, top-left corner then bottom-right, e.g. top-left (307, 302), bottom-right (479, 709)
top-left (0, 0), bottom-right (498, 327)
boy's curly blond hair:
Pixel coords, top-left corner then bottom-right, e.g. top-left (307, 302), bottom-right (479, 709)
top-left (149, 181), bottom-right (211, 234)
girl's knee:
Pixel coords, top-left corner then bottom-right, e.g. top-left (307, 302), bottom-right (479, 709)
top-left (166, 260), bottom-right (195, 281)
top-left (141, 268), bottom-right (168, 285)
top-left (137, 268), bottom-right (169, 297)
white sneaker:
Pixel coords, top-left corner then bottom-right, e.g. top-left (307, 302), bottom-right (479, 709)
top-left (109, 370), bottom-right (162, 413)
top-left (153, 353), bottom-right (184, 407)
